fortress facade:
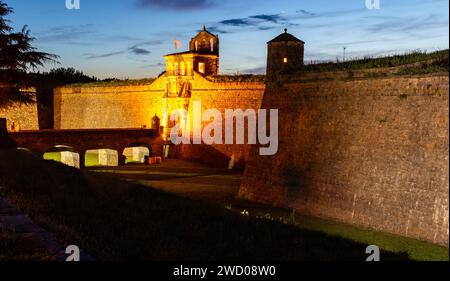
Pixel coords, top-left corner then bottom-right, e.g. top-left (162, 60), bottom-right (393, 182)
top-left (4, 27), bottom-right (449, 245)
top-left (54, 27), bottom-right (271, 169)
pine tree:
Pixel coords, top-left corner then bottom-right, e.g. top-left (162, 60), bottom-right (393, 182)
top-left (0, 0), bottom-right (58, 108)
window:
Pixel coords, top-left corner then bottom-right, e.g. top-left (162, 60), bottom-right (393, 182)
top-left (195, 41), bottom-right (199, 51)
top-left (180, 62), bottom-right (186, 76)
top-left (198, 62), bottom-right (205, 74)
top-left (187, 61), bottom-right (192, 76)
top-left (210, 39), bottom-right (214, 52)
top-left (283, 57), bottom-right (288, 63)
top-left (168, 62), bottom-right (173, 75)
top-left (175, 63), bottom-right (179, 75)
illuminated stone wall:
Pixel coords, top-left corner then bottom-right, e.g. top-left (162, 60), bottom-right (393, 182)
top-left (169, 74), bottom-right (266, 170)
top-left (0, 103), bottom-right (39, 130)
top-left (54, 77), bottom-right (166, 129)
top-left (54, 74), bottom-right (266, 169)
top-left (239, 74), bottom-right (449, 246)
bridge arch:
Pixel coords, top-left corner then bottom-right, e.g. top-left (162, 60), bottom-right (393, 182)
top-left (121, 144), bottom-right (151, 164)
top-left (84, 148), bottom-right (119, 167)
top-left (43, 145), bottom-right (81, 169)
top-left (9, 128), bottom-right (163, 169)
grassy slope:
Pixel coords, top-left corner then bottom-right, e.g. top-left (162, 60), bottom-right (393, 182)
top-left (224, 201), bottom-right (449, 262)
top-left (303, 49), bottom-right (449, 73)
top-left (0, 150), bottom-right (410, 261)
top-left (0, 229), bottom-right (56, 261)
top-left (292, 215), bottom-right (449, 261)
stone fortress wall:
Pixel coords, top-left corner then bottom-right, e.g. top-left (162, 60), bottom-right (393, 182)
top-left (53, 78), bottom-right (166, 130)
top-left (0, 103), bottom-right (39, 130)
top-left (240, 72), bottom-right (449, 246)
top-left (53, 74), bottom-right (266, 169)
top-left (172, 75), bottom-right (266, 169)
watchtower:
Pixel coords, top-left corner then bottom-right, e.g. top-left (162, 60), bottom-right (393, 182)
top-left (267, 29), bottom-right (304, 79)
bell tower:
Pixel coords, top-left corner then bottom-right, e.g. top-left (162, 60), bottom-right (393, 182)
top-left (189, 25), bottom-right (219, 56)
top-left (161, 26), bottom-right (220, 139)
top-left (188, 25), bottom-right (220, 76)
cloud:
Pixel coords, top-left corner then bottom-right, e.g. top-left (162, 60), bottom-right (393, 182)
top-left (36, 24), bottom-right (147, 47)
top-left (257, 26), bottom-right (279, 31)
top-left (249, 14), bottom-right (285, 24)
top-left (296, 9), bottom-right (316, 17)
top-left (136, 0), bottom-right (217, 10)
top-left (206, 26), bottom-right (232, 34)
top-left (219, 18), bottom-right (253, 27)
top-left (129, 40), bottom-right (162, 55)
top-left (141, 62), bottom-right (165, 68)
top-left (86, 40), bottom-right (162, 59)
top-left (86, 51), bottom-right (126, 59)
top-left (210, 13), bottom-right (289, 34)
top-left (219, 14), bottom-right (287, 27)
top-left (129, 47), bottom-right (151, 55)
top-left (36, 24), bottom-right (96, 45)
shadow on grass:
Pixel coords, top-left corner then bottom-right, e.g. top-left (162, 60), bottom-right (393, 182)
top-left (0, 150), bottom-right (410, 261)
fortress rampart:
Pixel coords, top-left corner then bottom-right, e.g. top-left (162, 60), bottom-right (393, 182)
top-left (54, 75), bottom-right (266, 169)
top-left (0, 104), bottom-right (38, 131)
top-left (53, 79), bottom-right (166, 130)
top-left (173, 76), bottom-right (265, 169)
top-left (239, 73), bottom-right (449, 245)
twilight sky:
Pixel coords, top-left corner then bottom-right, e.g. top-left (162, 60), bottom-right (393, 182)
top-left (5, 0), bottom-right (449, 79)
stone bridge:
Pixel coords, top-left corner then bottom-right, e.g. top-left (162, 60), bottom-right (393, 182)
top-left (9, 128), bottom-right (163, 168)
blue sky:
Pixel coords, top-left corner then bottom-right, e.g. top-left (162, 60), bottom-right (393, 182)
top-left (5, 0), bottom-right (449, 79)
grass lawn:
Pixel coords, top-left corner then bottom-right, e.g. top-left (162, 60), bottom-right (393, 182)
top-left (303, 49), bottom-right (448, 72)
top-left (292, 215), bottom-right (449, 261)
top-left (222, 201), bottom-right (449, 262)
top-left (0, 150), bottom-right (410, 261)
